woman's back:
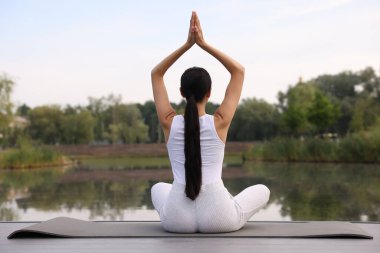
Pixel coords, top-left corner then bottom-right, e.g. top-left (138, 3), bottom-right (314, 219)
top-left (167, 114), bottom-right (225, 185)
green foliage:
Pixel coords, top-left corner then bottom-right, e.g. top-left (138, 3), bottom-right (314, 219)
top-left (335, 97), bottom-right (356, 135)
top-left (87, 96), bottom-right (109, 142)
top-left (276, 67), bottom-right (380, 137)
top-left (339, 120), bottom-right (380, 162)
top-left (1, 67), bottom-right (380, 146)
top-left (307, 91), bottom-right (340, 133)
top-left (79, 156), bottom-right (171, 169)
top-left (246, 121), bottom-right (380, 163)
top-left (0, 74), bottom-right (13, 115)
top-left (87, 95), bottom-right (149, 144)
top-left (312, 71), bottom-right (359, 99)
top-left (241, 162), bottom-right (380, 221)
top-left (0, 137), bottom-right (63, 169)
top-left (229, 98), bottom-right (280, 141)
top-left (104, 103), bottom-right (148, 144)
top-left (349, 98), bottom-right (380, 132)
top-left (205, 102), bottom-right (219, 115)
top-left (279, 81), bottom-right (317, 135)
top-left (27, 105), bottom-right (63, 144)
top-left (0, 74), bottom-right (14, 146)
top-left (137, 101), bottom-right (162, 143)
top-left (16, 104), bottom-right (31, 117)
top-left (61, 110), bottom-right (95, 144)
top-left (247, 137), bottom-right (337, 162)
top-left (263, 138), bottom-right (304, 162)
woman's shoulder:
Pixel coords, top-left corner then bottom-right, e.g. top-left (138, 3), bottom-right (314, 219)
top-left (170, 114), bottom-right (184, 128)
top-left (174, 114), bottom-right (184, 121)
top-left (209, 113), bottom-right (227, 144)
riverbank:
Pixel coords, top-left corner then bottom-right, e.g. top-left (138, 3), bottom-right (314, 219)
top-left (245, 129), bottom-right (380, 163)
top-left (53, 142), bottom-right (252, 169)
top-left (0, 142), bottom-right (253, 170)
top-left (0, 145), bottom-right (69, 170)
top-left (51, 142), bottom-right (254, 157)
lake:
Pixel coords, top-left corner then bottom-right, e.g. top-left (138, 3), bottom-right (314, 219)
top-left (0, 159), bottom-right (379, 222)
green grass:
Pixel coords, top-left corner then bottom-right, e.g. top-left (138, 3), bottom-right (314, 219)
top-left (338, 130), bottom-right (380, 163)
top-left (78, 156), bottom-right (170, 169)
top-left (78, 154), bottom-right (243, 169)
top-left (245, 126), bottom-right (380, 163)
top-left (0, 145), bottom-right (64, 169)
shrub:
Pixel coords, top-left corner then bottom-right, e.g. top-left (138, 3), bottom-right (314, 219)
top-left (0, 137), bottom-right (63, 169)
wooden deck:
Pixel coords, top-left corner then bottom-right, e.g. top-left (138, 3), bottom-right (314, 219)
top-left (0, 221), bottom-right (379, 253)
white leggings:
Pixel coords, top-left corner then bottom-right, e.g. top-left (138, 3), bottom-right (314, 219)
top-left (151, 180), bottom-right (270, 233)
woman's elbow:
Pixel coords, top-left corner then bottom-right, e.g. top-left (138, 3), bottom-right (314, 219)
top-left (239, 65), bottom-right (245, 75)
top-left (151, 68), bottom-right (158, 78)
top-left (151, 68), bottom-right (164, 80)
top-left (234, 64), bottom-right (245, 77)
top-left (237, 61), bottom-right (245, 72)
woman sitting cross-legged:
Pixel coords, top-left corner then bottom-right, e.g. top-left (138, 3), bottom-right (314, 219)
top-left (150, 11), bottom-right (270, 233)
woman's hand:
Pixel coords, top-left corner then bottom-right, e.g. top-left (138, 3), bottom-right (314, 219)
top-left (186, 12), bottom-right (196, 47)
top-left (186, 11), bottom-right (206, 48)
top-left (193, 12), bottom-right (206, 47)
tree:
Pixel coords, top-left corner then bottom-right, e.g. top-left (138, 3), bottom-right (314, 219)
top-left (310, 67), bottom-right (380, 134)
top-left (205, 101), bottom-right (219, 115)
top-left (87, 94), bottom-right (123, 143)
top-left (0, 74), bottom-right (14, 146)
top-left (229, 98), bottom-right (280, 141)
top-left (137, 101), bottom-right (162, 143)
top-left (312, 71), bottom-right (359, 99)
top-left (61, 109), bottom-right (95, 144)
top-left (279, 81), bottom-right (317, 136)
top-left (335, 97), bottom-right (355, 135)
top-left (104, 104), bottom-right (148, 144)
top-left (27, 105), bottom-right (64, 144)
top-left (349, 98), bottom-right (380, 132)
top-left (360, 67), bottom-right (380, 103)
top-left (307, 91), bottom-right (340, 133)
top-left (16, 104), bottom-right (31, 117)
top-left (87, 96), bottom-right (108, 142)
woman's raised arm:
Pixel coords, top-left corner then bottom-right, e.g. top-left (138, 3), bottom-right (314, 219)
top-left (151, 12), bottom-right (196, 141)
top-left (193, 12), bottom-right (245, 140)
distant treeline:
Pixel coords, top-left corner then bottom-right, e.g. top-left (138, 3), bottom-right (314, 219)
top-left (0, 66), bottom-right (379, 146)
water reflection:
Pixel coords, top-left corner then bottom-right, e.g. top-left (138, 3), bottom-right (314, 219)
top-left (243, 162), bottom-right (380, 221)
top-left (0, 162), bottom-right (379, 221)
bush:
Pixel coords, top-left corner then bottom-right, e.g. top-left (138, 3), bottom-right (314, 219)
top-left (338, 126), bottom-right (380, 163)
top-left (0, 137), bottom-right (63, 169)
top-left (303, 138), bottom-right (337, 162)
top-left (246, 124), bottom-right (380, 163)
top-left (262, 138), bottom-right (303, 161)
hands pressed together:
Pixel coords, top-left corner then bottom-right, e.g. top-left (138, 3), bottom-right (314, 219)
top-left (186, 11), bottom-right (206, 48)
top-left (152, 10), bottom-right (244, 140)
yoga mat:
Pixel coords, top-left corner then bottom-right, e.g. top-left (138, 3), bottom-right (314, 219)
top-left (7, 217), bottom-right (373, 239)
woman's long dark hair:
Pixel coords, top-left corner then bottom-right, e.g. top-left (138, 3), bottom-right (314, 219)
top-left (180, 67), bottom-right (212, 200)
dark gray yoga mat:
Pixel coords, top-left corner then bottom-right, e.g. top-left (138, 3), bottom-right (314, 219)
top-left (7, 217), bottom-right (373, 239)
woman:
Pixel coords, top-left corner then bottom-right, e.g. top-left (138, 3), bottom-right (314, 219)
top-left (150, 11), bottom-right (270, 233)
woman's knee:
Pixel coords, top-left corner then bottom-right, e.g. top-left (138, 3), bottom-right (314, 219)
top-left (151, 182), bottom-right (162, 195)
top-left (151, 182), bottom-right (170, 197)
top-left (151, 182), bottom-right (172, 211)
top-left (256, 184), bottom-right (270, 203)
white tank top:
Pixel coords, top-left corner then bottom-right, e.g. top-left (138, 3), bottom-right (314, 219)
top-left (166, 114), bottom-right (225, 185)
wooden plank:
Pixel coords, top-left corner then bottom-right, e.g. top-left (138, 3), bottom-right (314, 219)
top-left (1, 222), bottom-right (379, 253)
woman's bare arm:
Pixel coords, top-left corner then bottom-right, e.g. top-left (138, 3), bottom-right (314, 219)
top-left (193, 12), bottom-right (245, 139)
top-left (151, 12), bottom-right (196, 141)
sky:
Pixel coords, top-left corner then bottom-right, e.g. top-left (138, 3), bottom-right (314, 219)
top-left (1, 0), bottom-right (379, 108)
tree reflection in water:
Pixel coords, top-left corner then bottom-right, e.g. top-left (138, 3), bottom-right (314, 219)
top-left (0, 162), bottom-right (379, 221)
top-left (240, 162), bottom-right (380, 221)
